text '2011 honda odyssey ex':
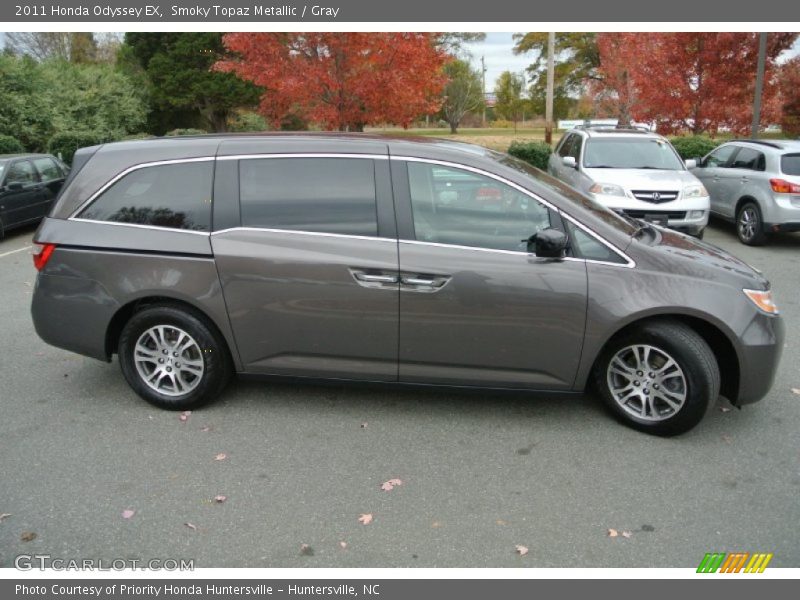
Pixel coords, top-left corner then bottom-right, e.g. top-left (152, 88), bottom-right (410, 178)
top-left (30, 135), bottom-right (784, 436)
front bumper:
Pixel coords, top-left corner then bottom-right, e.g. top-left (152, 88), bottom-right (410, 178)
top-left (734, 310), bottom-right (785, 405)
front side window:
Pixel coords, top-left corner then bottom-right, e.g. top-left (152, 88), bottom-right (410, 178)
top-left (407, 162), bottom-right (552, 253)
top-left (566, 222), bottom-right (626, 264)
top-left (557, 134), bottom-right (575, 158)
top-left (6, 160), bottom-right (37, 185)
top-left (705, 145), bottom-right (738, 168)
top-left (79, 161), bottom-right (213, 231)
top-left (239, 158), bottom-right (378, 237)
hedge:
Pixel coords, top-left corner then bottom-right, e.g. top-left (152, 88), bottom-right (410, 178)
top-left (507, 140), bottom-right (552, 171)
top-left (668, 136), bottom-right (720, 160)
top-left (0, 134), bottom-right (24, 154)
top-left (165, 128), bottom-right (207, 137)
top-left (48, 132), bottom-right (107, 165)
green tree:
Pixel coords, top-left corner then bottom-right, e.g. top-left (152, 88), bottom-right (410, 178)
top-left (494, 71), bottom-right (527, 132)
top-left (0, 54), bottom-right (53, 151)
top-left (123, 33), bottom-right (261, 133)
top-left (441, 59), bottom-right (484, 134)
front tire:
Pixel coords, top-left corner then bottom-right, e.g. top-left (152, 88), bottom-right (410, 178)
top-left (736, 201), bottom-right (767, 246)
top-left (118, 304), bottom-right (232, 410)
top-left (594, 320), bottom-right (720, 436)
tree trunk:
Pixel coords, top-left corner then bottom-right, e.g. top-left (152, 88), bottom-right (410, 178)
top-left (449, 121), bottom-right (458, 134)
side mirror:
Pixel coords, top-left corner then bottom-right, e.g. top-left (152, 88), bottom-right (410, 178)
top-left (526, 228), bottom-right (569, 258)
top-left (684, 159), bottom-right (697, 169)
top-left (562, 156), bottom-right (577, 169)
top-left (6, 181), bottom-right (24, 191)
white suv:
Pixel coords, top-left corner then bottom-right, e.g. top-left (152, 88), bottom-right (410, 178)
top-left (548, 126), bottom-right (710, 237)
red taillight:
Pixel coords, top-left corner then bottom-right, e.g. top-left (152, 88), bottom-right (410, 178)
top-left (32, 243), bottom-right (56, 271)
top-left (769, 178), bottom-right (800, 194)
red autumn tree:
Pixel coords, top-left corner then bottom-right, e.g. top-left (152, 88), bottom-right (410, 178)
top-left (780, 57), bottom-right (800, 136)
top-left (215, 33), bottom-right (450, 131)
top-left (593, 33), bottom-right (643, 127)
top-left (596, 33), bottom-right (796, 135)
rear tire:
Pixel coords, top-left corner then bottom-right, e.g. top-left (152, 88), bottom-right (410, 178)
top-left (594, 320), bottom-right (720, 436)
top-left (118, 304), bottom-right (232, 410)
top-left (736, 201), bottom-right (767, 246)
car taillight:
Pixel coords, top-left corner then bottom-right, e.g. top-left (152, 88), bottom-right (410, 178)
top-left (769, 178), bottom-right (800, 194)
top-left (32, 243), bottom-right (56, 271)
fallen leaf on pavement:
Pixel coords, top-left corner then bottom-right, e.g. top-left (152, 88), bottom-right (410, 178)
top-left (339, 541), bottom-right (348, 549)
top-left (20, 532), bottom-right (37, 542)
top-left (214, 453), bottom-right (227, 461)
top-left (184, 522), bottom-right (197, 531)
top-left (121, 509), bottom-right (135, 520)
top-left (721, 434), bottom-right (733, 444)
top-left (0, 513), bottom-right (11, 522)
top-left (431, 521), bottom-right (442, 528)
top-left (300, 544), bottom-right (314, 556)
top-left (496, 519), bottom-right (507, 526)
top-left (515, 545), bottom-right (529, 556)
top-left (621, 531), bottom-right (633, 538)
top-left (607, 528), bottom-right (619, 538)
top-left (360, 422), bottom-right (368, 429)
top-left (358, 513), bottom-right (373, 525)
top-left (179, 411), bottom-right (191, 423)
top-left (791, 388), bottom-right (800, 396)
top-left (380, 478), bottom-right (403, 491)
top-left (719, 406), bottom-right (732, 413)
top-left (214, 495), bottom-right (227, 503)
top-left (200, 425), bottom-right (212, 432)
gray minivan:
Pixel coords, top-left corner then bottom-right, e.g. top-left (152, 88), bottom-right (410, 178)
top-left (31, 135), bottom-right (784, 436)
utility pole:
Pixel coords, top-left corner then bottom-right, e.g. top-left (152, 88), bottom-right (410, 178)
top-left (545, 32), bottom-right (555, 145)
top-left (751, 32), bottom-right (768, 139)
top-left (481, 55), bottom-right (487, 127)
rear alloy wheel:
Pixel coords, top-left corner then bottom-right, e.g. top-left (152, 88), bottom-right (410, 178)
top-left (595, 320), bottom-right (720, 436)
top-left (736, 201), bottom-right (766, 246)
top-left (119, 305), bottom-right (232, 410)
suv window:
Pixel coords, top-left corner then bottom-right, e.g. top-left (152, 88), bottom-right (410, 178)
top-left (705, 145), bottom-right (737, 168)
top-left (239, 158), bottom-right (378, 237)
top-left (780, 153), bottom-right (800, 176)
top-left (79, 161), bottom-right (213, 231)
top-left (6, 160), bottom-right (38, 185)
top-left (32, 157), bottom-right (63, 181)
top-left (568, 135), bottom-right (583, 161)
top-left (407, 162), bottom-right (552, 253)
top-left (730, 147), bottom-right (765, 171)
top-left (557, 134), bottom-right (575, 158)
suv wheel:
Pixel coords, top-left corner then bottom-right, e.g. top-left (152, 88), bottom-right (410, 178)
top-left (118, 304), bottom-right (232, 410)
top-left (736, 201), bottom-right (767, 246)
top-left (594, 320), bottom-right (719, 436)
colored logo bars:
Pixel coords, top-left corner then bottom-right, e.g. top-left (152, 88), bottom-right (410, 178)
top-left (697, 552), bottom-right (773, 573)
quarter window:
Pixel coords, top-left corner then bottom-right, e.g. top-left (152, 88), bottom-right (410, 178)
top-left (239, 158), bottom-right (378, 237)
top-left (407, 162), bottom-right (552, 253)
top-left (79, 161), bottom-right (213, 231)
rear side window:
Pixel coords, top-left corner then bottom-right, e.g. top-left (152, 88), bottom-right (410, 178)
top-left (32, 157), bottom-right (63, 181)
top-left (79, 161), bottom-right (213, 231)
top-left (239, 158), bottom-right (378, 236)
top-left (781, 154), bottom-right (800, 176)
top-left (730, 147), bottom-right (765, 171)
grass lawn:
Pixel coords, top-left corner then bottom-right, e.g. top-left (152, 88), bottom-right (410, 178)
top-left (365, 126), bottom-right (549, 152)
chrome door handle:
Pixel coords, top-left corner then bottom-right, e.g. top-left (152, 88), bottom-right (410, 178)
top-left (354, 273), bottom-right (398, 284)
top-left (400, 275), bottom-right (448, 287)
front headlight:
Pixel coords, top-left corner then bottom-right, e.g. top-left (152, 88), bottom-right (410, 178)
top-left (589, 183), bottom-right (627, 197)
top-left (683, 184), bottom-right (708, 198)
top-left (743, 289), bottom-right (779, 314)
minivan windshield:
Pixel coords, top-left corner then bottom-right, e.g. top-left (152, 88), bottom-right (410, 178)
top-left (495, 153), bottom-right (639, 236)
top-left (583, 138), bottom-right (685, 170)
top-left (781, 153), bottom-right (800, 176)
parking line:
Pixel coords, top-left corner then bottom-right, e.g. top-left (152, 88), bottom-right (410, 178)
top-left (0, 245), bottom-right (32, 258)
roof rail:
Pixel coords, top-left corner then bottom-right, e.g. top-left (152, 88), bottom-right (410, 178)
top-left (729, 139), bottom-right (784, 149)
top-left (573, 124), bottom-right (652, 134)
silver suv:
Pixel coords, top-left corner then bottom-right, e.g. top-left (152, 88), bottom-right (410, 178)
top-left (691, 139), bottom-right (800, 245)
top-left (548, 127), bottom-right (710, 237)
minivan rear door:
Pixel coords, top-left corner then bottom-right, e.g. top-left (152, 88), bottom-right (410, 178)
top-left (210, 148), bottom-right (400, 381)
top-left (391, 158), bottom-right (588, 390)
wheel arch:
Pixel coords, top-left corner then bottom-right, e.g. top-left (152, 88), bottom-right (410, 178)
top-left (587, 313), bottom-right (740, 403)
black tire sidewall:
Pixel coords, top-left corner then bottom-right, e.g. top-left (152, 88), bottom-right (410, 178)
top-left (595, 322), bottom-right (719, 436)
top-left (737, 202), bottom-right (766, 246)
top-left (118, 305), bottom-right (230, 410)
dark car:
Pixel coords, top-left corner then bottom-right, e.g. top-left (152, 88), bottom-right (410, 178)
top-left (30, 135), bottom-right (784, 436)
top-left (0, 153), bottom-right (69, 239)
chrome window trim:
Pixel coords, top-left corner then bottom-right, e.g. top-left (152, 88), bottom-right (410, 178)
top-left (211, 226), bottom-right (395, 244)
top-left (68, 157), bottom-right (216, 219)
top-left (219, 153), bottom-right (389, 161)
top-left (68, 218), bottom-right (211, 236)
top-left (391, 156), bottom-right (635, 269)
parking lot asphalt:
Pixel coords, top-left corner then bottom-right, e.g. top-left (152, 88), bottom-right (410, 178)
top-left (1, 220), bottom-right (799, 569)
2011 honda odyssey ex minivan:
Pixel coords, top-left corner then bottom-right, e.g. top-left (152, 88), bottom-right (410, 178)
top-left (31, 135), bottom-right (784, 436)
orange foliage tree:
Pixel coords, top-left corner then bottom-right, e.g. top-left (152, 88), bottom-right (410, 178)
top-left (595, 33), bottom-right (797, 135)
top-left (780, 57), bottom-right (800, 136)
top-left (215, 33), bottom-right (450, 131)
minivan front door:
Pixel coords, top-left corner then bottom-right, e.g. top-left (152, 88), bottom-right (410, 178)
top-left (393, 160), bottom-right (588, 390)
top-left (211, 156), bottom-right (400, 381)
